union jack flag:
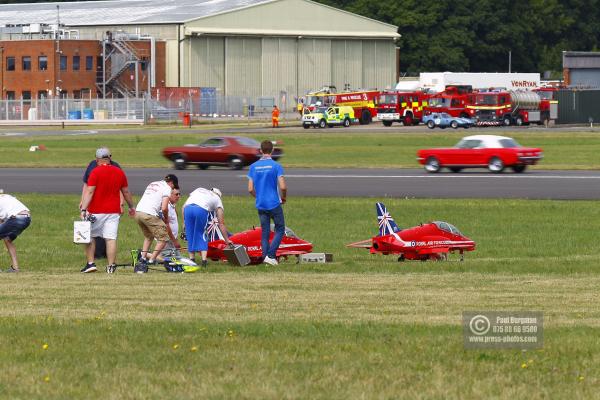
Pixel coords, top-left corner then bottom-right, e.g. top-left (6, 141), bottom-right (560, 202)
top-left (376, 202), bottom-right (400, 236)
top-left (206, 211), bottom-right (224, 241)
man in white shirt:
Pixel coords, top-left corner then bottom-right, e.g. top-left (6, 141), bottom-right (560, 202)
top-left (160, 188), bottom-right (182, 259)
top-left (0, 193), bottom-right (31, 272)
top-left (134, 174), bottom-right (180, 272)
top-left (182, 187), bottom-right (230, 267)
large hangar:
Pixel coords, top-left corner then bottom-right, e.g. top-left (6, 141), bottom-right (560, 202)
top-left (0, 0), bottom-right (400, 100)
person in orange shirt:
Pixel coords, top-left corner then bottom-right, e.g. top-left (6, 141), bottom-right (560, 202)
top-left (271, 105), bottom-right (280, 128)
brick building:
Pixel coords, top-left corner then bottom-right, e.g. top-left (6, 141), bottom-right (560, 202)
top-left (0, 38), bottom-right (166, 99)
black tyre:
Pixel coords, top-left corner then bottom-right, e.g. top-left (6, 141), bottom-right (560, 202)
top-left (512, 165), bottom-right (527, 173)
top-left (450, 121), bottom-right (459, 129)
top-left (318, 119), bottom-right (326, 129)
top-left (488, 157), bottom-right (505, 173)
top-left (382, 120), bottom-right (393, 127)
top-left (228, 156), bottom-right (244, 170)
top-left (303, 123), bottom-right (311, 129)
top-left (502, 115), bottom-right (512, 126)
top-left (343, 118), bottom-right (351, 127)
top-left (515, 116), bottom-right (524, 126)
top-left (359, 110), bottom-right (372, 125)
top-left (171, 154), bottom-right (187, 170)
top-left (404, 114), bottom-right (413, 126)
top-left (427, 120), bottom-right (435, 129)
top-left (425, 157), bottom-right (441, 173)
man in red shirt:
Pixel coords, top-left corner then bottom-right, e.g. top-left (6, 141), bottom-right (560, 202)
top-left (80, 148), bottom-right (135, 273)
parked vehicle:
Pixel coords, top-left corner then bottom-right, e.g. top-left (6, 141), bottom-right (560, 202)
top-left (423, 86), bottom-right (473, 118)
top-left (417, 134), bottom-right (543, 173)
top-left (377, 90), bottom-right (430, 126)
top-left (300, 85), bottom-right (379, 124)
top-left (422, 112), bottom-right (475, 129)
top-left (466, 89), bottom-right (558, 126)
top-left (302, 105), bottom-right (357, 128)
top-left (162, 136), bottom-right (283, 170)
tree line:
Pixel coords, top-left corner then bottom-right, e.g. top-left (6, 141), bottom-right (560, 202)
top-left (11, 0), bottom-right (600, 76)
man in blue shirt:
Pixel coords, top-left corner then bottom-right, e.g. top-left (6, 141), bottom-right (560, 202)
top-left (247, 140), bottom-right (287, 265)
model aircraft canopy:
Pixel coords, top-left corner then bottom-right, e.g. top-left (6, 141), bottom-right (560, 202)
top-left (433, 221), bottom-right (462, 236)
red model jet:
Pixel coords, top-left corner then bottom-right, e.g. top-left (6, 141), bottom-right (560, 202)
top-left (347, 203), bottom-right (476, 261)
top-left (205, 213), bottom-right (313, 264)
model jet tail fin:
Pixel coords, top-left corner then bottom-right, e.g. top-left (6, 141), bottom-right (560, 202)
top-left (376, 202), bottom-right (401, 236)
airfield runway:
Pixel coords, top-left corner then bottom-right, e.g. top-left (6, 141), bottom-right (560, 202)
top-left (1, 167), bottom-right (599, 200)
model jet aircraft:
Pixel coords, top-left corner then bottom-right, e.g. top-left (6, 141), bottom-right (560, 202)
top-left (205, 212), bottom-right (313, 264)
top-left (347, 203), bottom-right (475, 261)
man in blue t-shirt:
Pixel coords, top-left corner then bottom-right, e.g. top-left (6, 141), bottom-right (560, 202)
top-left (247, 140), bottom-right (287, 266)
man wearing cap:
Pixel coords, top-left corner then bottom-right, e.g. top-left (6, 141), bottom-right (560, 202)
top-left (80, 147), bottom-right (122, 260)
top-left (247, 140), bottom-right (287, 266)
top-left (80, 150), bottom-right (136, 273)
top-left (182, 187), bottom-right (230, 268)
top-left (0, 192), bottom-right (31, 272)
top-left (134, 175), bottom-right (180, 272)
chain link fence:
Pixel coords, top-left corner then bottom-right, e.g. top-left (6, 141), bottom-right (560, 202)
top-left (0, 93), bottom-right (299, 123)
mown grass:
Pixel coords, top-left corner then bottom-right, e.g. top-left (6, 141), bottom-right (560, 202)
top-left (2, 130), bottom-right (600, 169)
top-left (1, 195), bottom-right (600, 398)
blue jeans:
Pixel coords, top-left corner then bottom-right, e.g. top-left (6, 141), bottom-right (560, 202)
top-left (258, 205), bottom-right (285, 259)
top-left (0, 216), bottom-right (31, 242)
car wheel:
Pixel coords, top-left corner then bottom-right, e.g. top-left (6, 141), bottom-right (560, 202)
top-left (425, 157), bottom-right (441, 173)
top-left (515, 116), bottom-right (524, 126)
top-left (512, 165), bottom-right (527, 173)
top-left (382, 120), bottom-right (392, 127)
top-left (502, 115), bottom-right (512, 126)
top-left (449, 167), bottom-right (462, 173)
top-left (488, 157), bottom-right (505, 173)
top-left (343, 118), bottom-right (351, 127)
top-left (171, 154), bottom-right (187, 170)
top-left (404, 114), bottom-right (413, 126)
top-left (303, 123), bottom-right (310, 129)
top-left (197, 164), bottom-right (209, 170)
top-left (318, 119), bottom-right (326, 128)
top-left (228, 156), bottom-right (244, 170)
top-left (427, 120), bottom-right (435, 129)
top-left (450, 121), bottom-right (459, 129)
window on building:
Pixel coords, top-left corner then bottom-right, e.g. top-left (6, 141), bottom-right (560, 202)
top-left (38, 56), bottom-right (48, 71)
top-left (58, 91), bottom-right (68, 99)
top-left (22, 56), bottom-right (31, 71)
top-left (141, 57), bottom-right (148, 71)
top-left (6, 91), bottom-right (16, 100)
top-left (73, 56), bottom-right (80, 71)
top-left (96, 56), bottom-right (103, 71)
top-left (80, 88), bottom-right (90, 98)
top-left (60, 55), bottom-right (67, 71)
top-left (73, 90), bottom-right (81, 99)
top-left (6, 57), bottom-right (16, 71)
top-left (22, 91), bottom-right (32, 104)
top-left (86, 56), bottom-right (93, 71)
top-left (38, 91), bottom-right (48, 99)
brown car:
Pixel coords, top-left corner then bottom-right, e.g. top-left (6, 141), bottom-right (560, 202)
top-left (162, 136), bottom-right (283, 170)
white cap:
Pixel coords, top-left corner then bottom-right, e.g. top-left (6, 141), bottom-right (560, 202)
top-left (95, 147), bottom-right (111, 159)
top-left (211, 188), bottom-right (222, 198)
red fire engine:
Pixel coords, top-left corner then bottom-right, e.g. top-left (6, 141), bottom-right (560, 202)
top-left (301, 86), bottom-right (380, 124)
top-left (465, 89), bottom-right (558, 126)
top-left (423, 86), bottom-right (473, 118)
top-left (377, 90), bottom-right (431, 126)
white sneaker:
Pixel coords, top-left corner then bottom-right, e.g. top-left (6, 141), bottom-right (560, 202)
top-left (264, 256), bottom-right (279, 266)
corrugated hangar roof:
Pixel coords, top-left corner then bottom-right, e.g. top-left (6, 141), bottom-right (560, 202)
top-left (0, 0), bottom-right (276, 26)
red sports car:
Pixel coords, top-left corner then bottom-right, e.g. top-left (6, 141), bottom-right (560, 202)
top-left (162, 136), bottom-right (283, 170)
top-left (417, 135), bottom-right (542, 173)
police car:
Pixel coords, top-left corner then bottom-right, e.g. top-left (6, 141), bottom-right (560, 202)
top-left (302, 105), bottom-right (357, 128)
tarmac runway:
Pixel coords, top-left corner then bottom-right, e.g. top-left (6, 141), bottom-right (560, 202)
top-left (1, 167), bottom-right (599, 200)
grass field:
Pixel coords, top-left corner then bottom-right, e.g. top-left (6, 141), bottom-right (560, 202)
top-left (2, 130), bottom-right (600, 169)
top-left (1, 195), bottom-right (599, 398)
